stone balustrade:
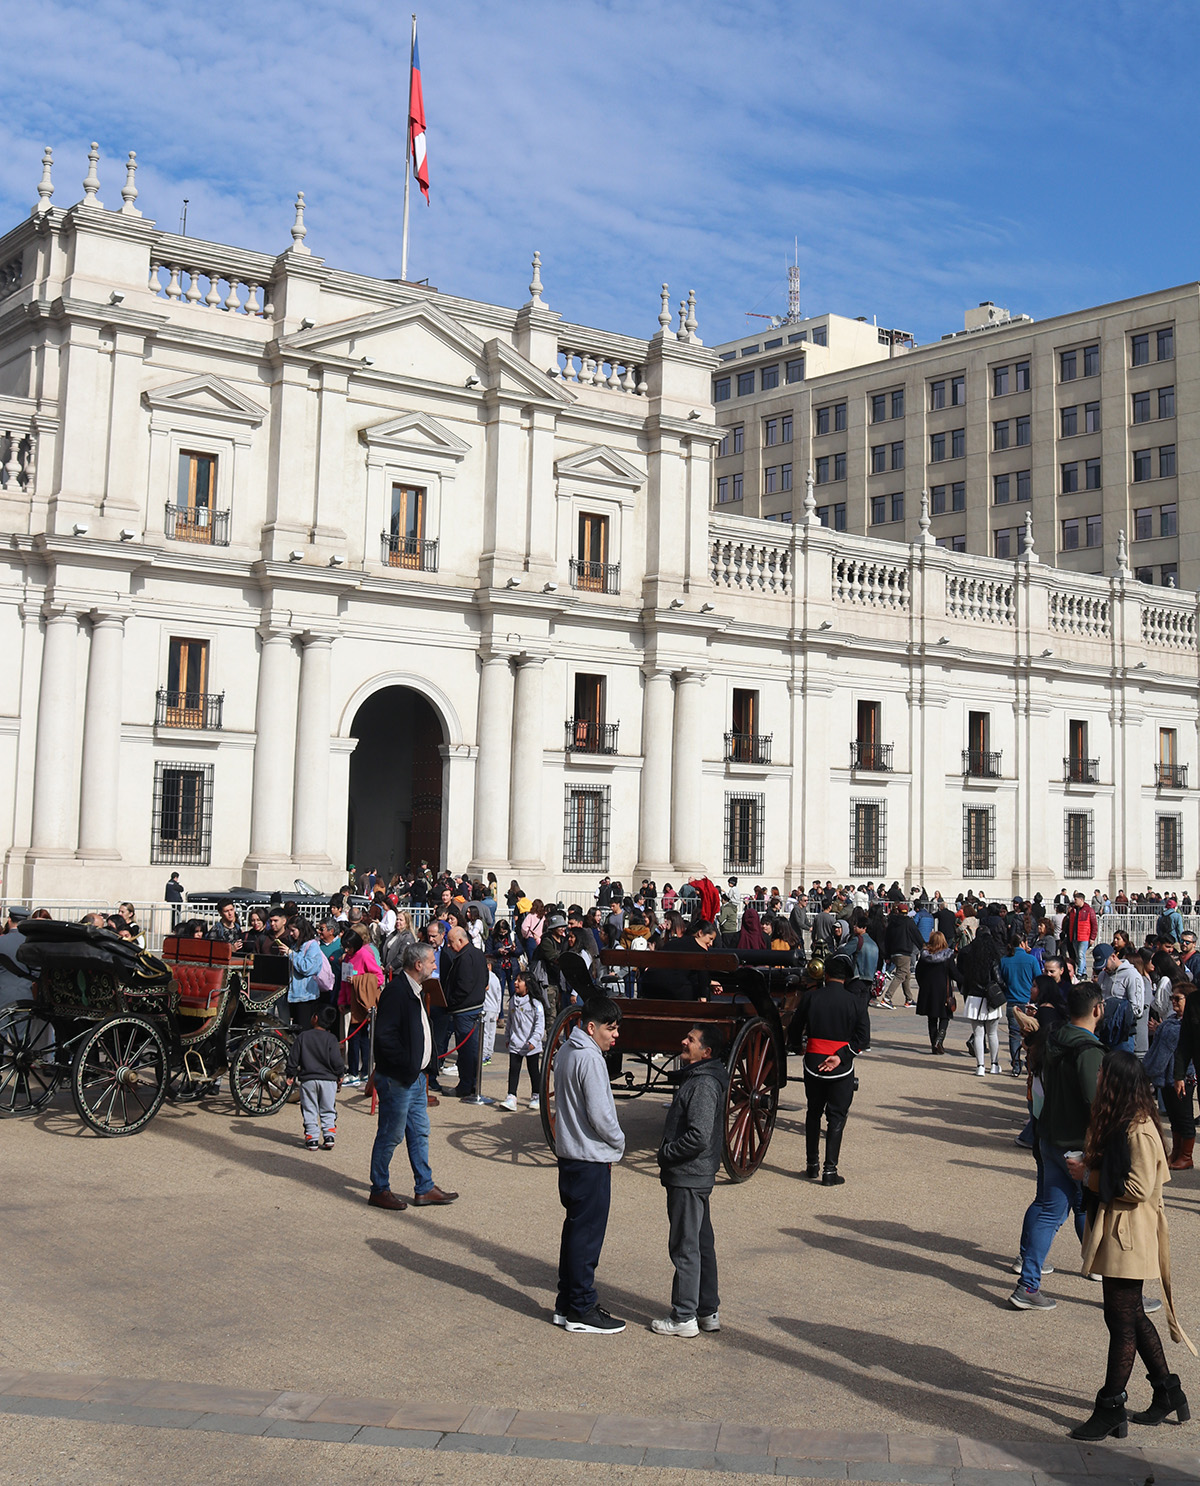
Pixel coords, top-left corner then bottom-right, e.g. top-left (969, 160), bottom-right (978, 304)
top-left (946, 572), bottom-right (1014, 625)
top-left (832, 551), bottom-right (910, 610)
top-left (550, 326), bottom-right (649, 395)
top-left (0, 401), bottom-right (37, 495)
top-left (147, 233), bottom-right (278, 319)
top-left (709, 520), bottom-right (792, 594)
top-left (1049, 588), bottom-right (1111, 639)
top-left (1142, 598), bottom-right (1198, 650)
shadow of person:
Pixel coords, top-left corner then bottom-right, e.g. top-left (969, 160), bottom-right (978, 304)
top-left (367, 1235), bottom-right (544, 1320)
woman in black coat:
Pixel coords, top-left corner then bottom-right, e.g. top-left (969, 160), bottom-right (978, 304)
top-left (914, 932), bottom-right (959, 1053)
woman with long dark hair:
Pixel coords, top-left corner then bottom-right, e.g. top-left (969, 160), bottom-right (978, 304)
top-left (914, 931), bottom-right (958, 1054)
top-left (1066, 1050), bottom-right (1195, 1439)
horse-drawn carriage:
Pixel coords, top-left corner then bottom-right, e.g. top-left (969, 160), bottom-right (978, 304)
top-left (0, 920), bottom-right (295, 1135)
top-left (539, 945), bottom-right (805, 1181)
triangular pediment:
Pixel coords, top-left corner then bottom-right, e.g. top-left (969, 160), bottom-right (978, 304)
top-left (483, 339), bottom-right (574, 407)
top-left (142, 373), bottom-right (267, 424)
top-left (359, 409), bottom-right (471, 461)
top-left (283, 300), bottom-right (488, 366)
top-left (554, 443), bottom-right (644, 489)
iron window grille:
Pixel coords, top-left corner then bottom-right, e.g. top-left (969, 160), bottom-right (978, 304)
top-left (564, 785), bottom-right (610, 870)
top-left (156, 688), bottom-right (224, 730)
top-left (165, 502), bottom-right (230, 546)
top-left (1156, 763), bottom-right (1188, 789)
top-left (1156, 814), bottom-right (1184, 878)
top-left (1063, 756), bottom-right (1098, 785)
top-left (151, 761), bottom-right (214, 866)
top-left (850, 741), bottom-right (893, 772)
top-left (1064, 810), bottom-right (1094, 878)
top-left (564, 720), bottom-right (619, 755)
top-left (963, 805), bottom-right (995, 878)
top-left (724, 732), bottom-right (772, 765)
top-left (724, 791), bottom-right (765, 876)
top-left (569, 558), bottom-right (620, 594)
top-left (381, 533), bottom-right (439, 571)
top-left (850, 799), bottom-right (886, 875)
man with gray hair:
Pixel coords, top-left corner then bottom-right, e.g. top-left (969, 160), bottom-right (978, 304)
top-left (368, 940), bottom-right (459, 1211)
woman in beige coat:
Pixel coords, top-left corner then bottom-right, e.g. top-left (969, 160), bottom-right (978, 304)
top-left (1066, 1050), bottom-right (1195, 1440)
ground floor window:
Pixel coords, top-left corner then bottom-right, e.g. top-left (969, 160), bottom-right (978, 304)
top-left (1064, 810), bottom-right (1094, 878)
top-left (1157, 813), bottom-right (1183, 879)
top-left (962, 804), bottom-right (995, 878)
top-left (564, 785), bottom-right (610, 871)
top-left (849, 798), bottom-right (886, 875)
top-left (724, 791), bottom-right (764, 876)
top-left (152, 761), bottom-right (213, 865)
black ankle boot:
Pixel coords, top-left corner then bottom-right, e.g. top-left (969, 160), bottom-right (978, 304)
top-left (1070, 1390), bottom-right (1128, 1441)
top-left (1130, 1373), bottom-right (1190, 1426)
top-left (821, 1165), bottom-right (845, 1186)
top-left (804, 1162), bottom-right (820, 1179)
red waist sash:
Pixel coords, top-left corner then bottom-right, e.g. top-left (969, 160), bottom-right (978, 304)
top-left (807, 1037), bottom-right (849, 1056)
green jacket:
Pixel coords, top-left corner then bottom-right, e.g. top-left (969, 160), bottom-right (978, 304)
top-left (717, 901), bottom-right (740, 935)
top-left (1039, 1023), bottom-right (1104, 1151)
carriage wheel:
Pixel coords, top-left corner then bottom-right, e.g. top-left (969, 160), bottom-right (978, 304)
top-left (71, 1014), bottom-right (168, 1136)
top-left (0, 1003), bottom-right (64, 1113)
top-left (539, 1004), bottom-right (583, 1154)
top-left (723, 1016), bottom-right (780, 1182)
top-left (230, 1032), bottom-right (291, 1116)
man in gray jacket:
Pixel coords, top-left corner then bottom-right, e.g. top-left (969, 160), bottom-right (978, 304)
top-left (653, 1023), bottom-right (729, 1337)
top-left (552, 996), bottom-right (626, 1334)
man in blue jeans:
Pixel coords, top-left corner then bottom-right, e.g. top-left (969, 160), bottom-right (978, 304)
top-left (998, 935), bottom-right (1038, 1076)
top-left (368, 941), bottom-right (458, 1211)
top-left (1010, 982), bottom-right (1104, 1309)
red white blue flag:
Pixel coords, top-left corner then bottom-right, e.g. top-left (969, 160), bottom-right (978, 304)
top-left (410, 31), bottom-right (429, 202)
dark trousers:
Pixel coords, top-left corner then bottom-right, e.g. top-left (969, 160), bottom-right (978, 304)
top-left (346, 1019), bottom-right (371, 1076)
top-left (804, 1073), bottom-right (855, 1170)
top-left (556, 1158), bottom-right (611, 1317)
top-left (665, 1185), bottom-right (719, 1322)
top-left (1162, 1080), bottom-right (1197, 1138)
top-left (927, 1012), bottom-right (950, 1049)
top-left (427, 1005), bottom-right (452, 1090)
top-left (507, 1051), bottom-right (542, 1097)
top-left (452, 1010), bottom-right (481, 1096)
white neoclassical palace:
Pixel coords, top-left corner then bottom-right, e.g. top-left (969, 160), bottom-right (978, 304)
top-left (1, 145), bottom-right (1199, 903)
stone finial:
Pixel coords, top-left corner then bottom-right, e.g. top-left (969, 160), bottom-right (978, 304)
top-left (658, 283), bottom-right (671, 331)
top-left (1116, 527), bottom-right (1131, 577)
top-left (34, 147), bottom-right (54, 215)
top-left (1021, 508), bottom-right (1038, 563)
top-left (289, 192), bottom-right (311, 254)
top-left (685, 289), bottom-right (698, 337)
top-left (119, 151), bottom-right (141, 216)
top-left (81, 142), bottom-right (102, 209)
top-left (917, 488), bottom-right (933, 545)
top-left (676, 299), bottom-right (688, 340)
top-left (802, 467), bottom-right (818, 526)
top-left (527, 250), bottom-right (545, 308)
top-left (1167, 572), bottom-right (1178, 587)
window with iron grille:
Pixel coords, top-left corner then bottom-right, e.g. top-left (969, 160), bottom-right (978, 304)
top-left (724, 791), bottom-right (764, 876)
top-left (1157, 814), bottom-right (1183, 879)
top-left (151, 761), bottom-right (213, 865)
top-left (1064, 810), bottom-right (1094, 877)
top-left (963, 805), bottom-right (995, 878)
top-left (563, 785), bottom-right (610, 871)
top-left (849, 799), bottom-right (886, 875)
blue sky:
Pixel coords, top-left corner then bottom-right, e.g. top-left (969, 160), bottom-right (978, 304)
top-left (1, 1), bottom-right (1196, 347)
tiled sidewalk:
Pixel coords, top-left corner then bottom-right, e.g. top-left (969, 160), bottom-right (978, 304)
top-left (0, 1370), bottom-right (1197, 1483)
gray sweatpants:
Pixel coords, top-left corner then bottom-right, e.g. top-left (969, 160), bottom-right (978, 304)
top-left (299, 1080), bottom-right (337, 1140)
top-left (665, 1185), bottom-right (719, 1322)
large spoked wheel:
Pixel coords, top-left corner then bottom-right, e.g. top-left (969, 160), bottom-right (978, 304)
top-left (723, 1016), bottom-right (780, 1182)
top-left (71, 1014), bottom-right (169, 1136)
top-left (539, 1003), bottom-right (583, 1154)
top-left (0, 1002), bottom-right (64, 1113)
top-left (230, 1032), bottom-right (291, 1116)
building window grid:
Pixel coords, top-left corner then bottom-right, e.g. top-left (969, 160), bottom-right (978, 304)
top-left (849, 799), bottom-right (886, 876)
top-left (563, 785), bottom-right (610, 871)
top-left (151, 760), bottom-right (214, 866)
top-left (963, 805), bottom-right (996, 878)
top-left (1064, 810), bottom-right (1095, 878)
top-left (1157, 814), bottom-right (1184, 878)
top-left (724, 791), bottom-right (765, 876)
top-left (764, 418), bottom-right (778, 446)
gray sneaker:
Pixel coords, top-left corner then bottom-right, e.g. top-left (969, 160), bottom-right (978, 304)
top-left (697, 1312), bottom-right (721, 1332)
top-left (1011, 1260), bottom-right (1053, 1275)
top-left (1009, 1284), bottom-right (1056, 1311)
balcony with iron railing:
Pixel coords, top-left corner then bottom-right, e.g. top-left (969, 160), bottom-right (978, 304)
top-left (156, 689), bottom-right (224, 730)
top-left (569, 557), bottom-right (621, 594)
top-left (565, 719), bottom-right (619, 755)
top-left (381, 533), bottom-right (439, 571)
top-left (1157, 762), bottom-right (1189, 789)
top-left (850, 740), bottom-right (893, 772)
top-left (165, 503), bottom-right (230, 545)
top-left (1064, 756), bottom-right (1099, 785)
top-left (963, 749), bottom-right (1002, 779)
top-left (725, 732), bottom-right (772, 765)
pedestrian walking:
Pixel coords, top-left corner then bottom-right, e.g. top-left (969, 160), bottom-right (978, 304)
top-left (914, 932), bottom-right (958, 1054)
top-left (285, 1004), bottom-right (344, 1150)
top-left (792, 953), bottom-right (870, 1185)
top-left (958, 922), bottom-right (1004, 1075)
top-left (500, 971), bottom-right (544, 1111)
top-left (881, 903), bottom-right (924, 1008)
top-left (651, 1023), bottom-right (728, 1337)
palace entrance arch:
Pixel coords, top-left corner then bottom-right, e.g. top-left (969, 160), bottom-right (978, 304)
top-left (346, 686), bottom-right (446, 879)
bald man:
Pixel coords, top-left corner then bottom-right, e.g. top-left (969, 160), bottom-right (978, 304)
top-left (443, 923), bottom-right (489, 1097)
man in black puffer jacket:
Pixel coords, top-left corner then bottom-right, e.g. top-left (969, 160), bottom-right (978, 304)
top-left (651, 1024), bottom-right (729, 1338)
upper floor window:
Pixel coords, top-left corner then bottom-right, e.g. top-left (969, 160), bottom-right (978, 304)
top-left (930, 379), bottom-right (946, 410)
top-left (815, 456), bottom-right (830, 485)
top-left (171, 451), bottom-right (227, 545)
top-left (951, 428), bottom-right (965, 459)
top-left (386, 483), bottom-right (436, 570)
top-left (1083, 344), bottom-right (1100, 378)
top-left (891, 389), bottom-right (905, 419)
top-left (1060, 349), bottom-right (1077, 382)
top-left (871, 393), bottom-right (887, 424)
top-left (737, 371), bottom-right (755, 396)
top-left (1158, 327), bottom-right (1174, 361)
top-left (833, 452), bottom-right (846, 481)
top-left (811, 326), bottom-right (828, 346)
top-left (781, 414), bottom-right (793, 442)
top-left (764, 418), bottom-right (778, 447)
top-left (930, 432), bottom-right (946, 462)
top-left (733, 425), bottom-right (744, 454)
top-left (993, 419), bottom-right (1010, 450)
top-left (993, 365), bottom-right (1010, 396)
top-left (786, 358), bottom-right (804, 383)
top-left (761, 364), bottom-right (779, 391)
top-left (1061, 405), bottom-right (1078, 437)
top-left (952, 374), bottom-right (966, 406)
top-left (1159, 386), bottom-right (1175, 418)
top-left (714, 376), bottom-right (731, 402)
top-left (1132, 334), bottom-right (1150, 367)
top-left (1085, 401), bottom-right (1101, 433)
top-left (1016, 414), bottom-right (1031, 446)
top-left (1015, 361), bottom-right (1030, 391)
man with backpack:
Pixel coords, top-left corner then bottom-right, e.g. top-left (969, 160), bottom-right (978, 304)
top-left (1098, 946), bottom-right (1146, 1056)
top-left (1156, 899), bottom-right (1184, 948)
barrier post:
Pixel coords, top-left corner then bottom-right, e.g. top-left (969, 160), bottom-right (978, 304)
top-left (460, 1007), bottom-right (493, 1107)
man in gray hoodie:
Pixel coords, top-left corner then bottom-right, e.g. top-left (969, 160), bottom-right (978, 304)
top-left (552, 996), bottom-right (626, 1333)
top-left (652, 1023), bottom-right (729, 1338)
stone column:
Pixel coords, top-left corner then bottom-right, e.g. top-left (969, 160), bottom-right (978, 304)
top-left (30, 610), bottom-right (81, 854)
top-left (671, 669), bottom-right (707, 872)
top-left (245, 629), bottom-right (296, 868)
top-left (76, 612), bottom-right (126, 859)
top-left (291, 632), bottom-right (335, 863)
top-left (471, 654), bottom-right (514, 870)
top-left (509, 655), bottom-right (545, 867)
top-left (636, 666), bottom-right (674, 875)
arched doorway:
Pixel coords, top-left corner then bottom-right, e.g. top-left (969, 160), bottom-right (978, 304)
top-left (347, 687), bottom-right (445, 878)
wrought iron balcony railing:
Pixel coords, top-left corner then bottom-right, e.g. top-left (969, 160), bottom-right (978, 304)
top-left (569, 558), bottom-right (621, 594)
top-left (725, 732), bottom-right (772, 765)
top-left (1156, 762), bottom-right (1188, 789)
top-left (565, 719), bottom-right (619, 755)
top-left (165, 503), bottom-right (230, 545)
top-left (381, 533), bottom-right (439, 571)
top-left (963, 748), bottom-right (1002, 779)
top-left (156, 688), bottom-right (224, 730)
top-left (850, 740), bottom-right (893, 772)
top-left (1064, 756), bottom-right (1099, 784)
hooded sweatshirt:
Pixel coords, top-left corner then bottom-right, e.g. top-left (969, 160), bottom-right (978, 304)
top-left (1039, 1022), bottom-right (1105, 1151)
top-left (553, 1025), bottom-right (625, 1163)
top-left (657, 1056), bottom-right (729, 1188)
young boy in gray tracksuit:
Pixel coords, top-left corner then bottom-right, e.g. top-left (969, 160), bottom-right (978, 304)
top-left (552, 996), bottom-right (625, 1334)
top-left (285, 1004), bottom-right (345, 1150)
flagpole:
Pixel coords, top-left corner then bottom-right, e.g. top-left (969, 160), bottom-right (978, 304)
top-left (401, 11), bottom-right (416, 283)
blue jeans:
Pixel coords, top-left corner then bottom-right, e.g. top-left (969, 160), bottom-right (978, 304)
top-left (1018, 1134), bottom-right (1085, 1292)
top-left (1074, 941), bottom-right (1091, 980)
top-left (369, 1072), bottom-right (434, 1196)
top-left (1006, 1002), bottom-right (1028, 1070)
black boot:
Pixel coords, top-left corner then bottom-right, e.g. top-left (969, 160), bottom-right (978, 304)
top-left (821, 1165), bottom-right (845, 1186)
top-left (1130, 1373), bottom-right (1190, 1426)
top-left (804, 1163), bottom-right (820, 1179)
top-left (1069, 1390), bottom-right (1128, 1441)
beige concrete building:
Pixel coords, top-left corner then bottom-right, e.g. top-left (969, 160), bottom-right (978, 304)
top-left (713, 288), bottom-right (1196, 590)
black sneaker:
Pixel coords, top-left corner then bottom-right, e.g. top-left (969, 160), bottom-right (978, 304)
top-left (563, 1306), bottom-right (626, 1334)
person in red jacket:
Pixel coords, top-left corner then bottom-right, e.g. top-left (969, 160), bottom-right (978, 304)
top-left (1065, 892), bottom-right (1099, 981)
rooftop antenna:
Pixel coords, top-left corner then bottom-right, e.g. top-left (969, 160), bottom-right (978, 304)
top-left (179, 198), bottom-right (189, 235)
top-left (786, 237), bottom-right (801, 324)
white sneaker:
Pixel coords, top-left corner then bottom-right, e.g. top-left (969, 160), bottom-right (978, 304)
top-left (651, 1316), bottom-right (699, 1337)
top-left (1012, 1261), bottom-right (1053, 1275)
top-left (528, 1095), bottom-right (540, 1110)
top-left (697, 1312), bottom-right (720, 1332)
top-left (500, 1094), bottom-right (518, 1111)
top-left (990, 1063), bottom-right (1002, 1075)
top-left (977, 1065), bottom-right (986, 1076)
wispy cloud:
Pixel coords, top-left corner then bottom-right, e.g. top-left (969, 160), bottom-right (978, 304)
top-left (1, 1), bottom-right (1197, 346)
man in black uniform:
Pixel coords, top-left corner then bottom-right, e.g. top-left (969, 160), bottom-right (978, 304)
top-left (792, 952), bottom-right (870, 1186)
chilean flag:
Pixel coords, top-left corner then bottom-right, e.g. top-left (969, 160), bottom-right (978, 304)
top-left (410, 31), bottom-right (429, 202)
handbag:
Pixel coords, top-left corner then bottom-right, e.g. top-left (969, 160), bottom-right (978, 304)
top-left (315, 952), bottom-right (335, 994)
top-left (984, 979), bottom-right (1006, 1010)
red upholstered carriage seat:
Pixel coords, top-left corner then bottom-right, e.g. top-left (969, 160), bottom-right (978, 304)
top-left (163, 936), bottom-right (232, 1015)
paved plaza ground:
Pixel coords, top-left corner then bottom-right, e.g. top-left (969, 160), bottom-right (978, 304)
top-left (4, 1009), bottom-right (1200, 1484)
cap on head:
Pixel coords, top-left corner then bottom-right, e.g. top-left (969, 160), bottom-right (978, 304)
top-left (825, 953), bottom-right (855, 981)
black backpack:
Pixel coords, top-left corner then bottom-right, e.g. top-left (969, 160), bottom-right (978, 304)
top-left (1099, 994), bottom-right (1136, 1048)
